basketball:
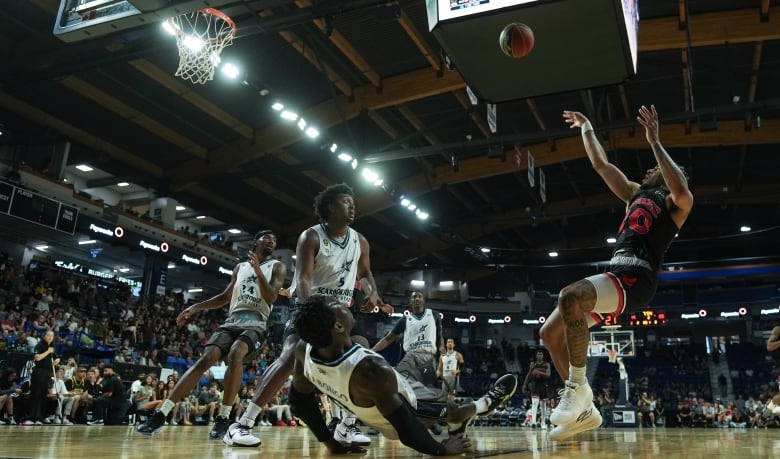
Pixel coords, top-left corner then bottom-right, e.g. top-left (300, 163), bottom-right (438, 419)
top-left (499, 23), bottom-right (534, 59)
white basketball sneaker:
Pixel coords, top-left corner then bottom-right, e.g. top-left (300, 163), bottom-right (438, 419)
top-left (549, 402), bottom-right (602, 441)
top-left (223, 422), bottom-right (262, 447)
top-left (549, 381), bottom-right (593, 426)
top-left (333, 420), bottom-right (371, 446)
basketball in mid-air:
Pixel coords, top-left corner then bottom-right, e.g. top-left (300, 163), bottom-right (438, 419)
top-left (499, 23), bottom-right (534, 59)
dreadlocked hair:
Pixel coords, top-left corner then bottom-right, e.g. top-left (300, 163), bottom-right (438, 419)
top-left (295, 294), bottom-right (337, 348)
top-left (313, 183), bottom-right (354, 223)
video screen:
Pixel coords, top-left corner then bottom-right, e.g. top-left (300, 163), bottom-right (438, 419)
top-left (622, 0), bottom-right (639, 72)
top-left (437, 0), bottom-right (539, 21)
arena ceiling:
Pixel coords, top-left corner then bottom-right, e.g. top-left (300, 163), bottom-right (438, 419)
top-left (1, 1), bottom-right (780, 293)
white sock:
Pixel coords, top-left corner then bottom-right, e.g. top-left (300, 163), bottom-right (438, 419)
top-left (341, 413), bottom-right (356, 426)
top-left (240, 403), bottom-right (262, 428)
top-left (475, 398), bottom-right (489, 414)
top-left (160, 399), bottom-right (175, 416)
top-left (329, 404), bottom-right (340, 421)
top-left (219, 405), bottom-right (232, 418)
top-left (530, 397), bottom-right (540, 425)
top-left (569, 365), bottom-right (587, 386)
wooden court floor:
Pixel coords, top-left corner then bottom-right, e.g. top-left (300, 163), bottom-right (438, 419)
top-left (2, 425), bottom-right (779, 458)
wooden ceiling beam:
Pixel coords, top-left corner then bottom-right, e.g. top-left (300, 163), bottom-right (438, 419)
top-left (744, 42), bottom-right (763, 129)
top-left (128, 59), bottom-right (255, 139)
top-left (275, 28), bottom-right (353, 96)
top-left (59, 76), bottom-right (208, 159)
top-left (184, 185), bottom-right (279, 229)
top-left (617, 84), bottom-right (631, 120)
top-left (761, 0), bottom-right (771, 21)
top-left (0, 90), bottom-right (162, 177)
top-left (294, 0), bottom-right (381, 88)
top-left (640, 6), bottom-right (780, 51)
top-left (681, 48), bottom-right (693, 133)
top-left (243, 177), bottom-right (311, 216)
top-left (678, 0), bottom-right (687, 29)
top-left (397, 8), bottom-right (440, 72)
top-left (397, 104), bottom-right (442, 147)
top-left (452, 90), bottom-right (490, 138)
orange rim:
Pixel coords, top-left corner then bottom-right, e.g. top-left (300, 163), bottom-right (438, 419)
top-left (166, 7), bottom-right (237, 43)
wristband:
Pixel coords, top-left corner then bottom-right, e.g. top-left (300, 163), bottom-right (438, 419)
top-left (581, 120), bottom-right (594, 134)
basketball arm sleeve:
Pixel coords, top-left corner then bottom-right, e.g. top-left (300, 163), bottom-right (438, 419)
top-left (385, 403), bottom-right (447, 456)
top-left (288, 385), bottom-right (331, 442)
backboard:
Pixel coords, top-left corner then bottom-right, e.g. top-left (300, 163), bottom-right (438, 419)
top-left (53, 0), bottom-right (236, 42)
top-left (588, 328), bottom-right (635, 358)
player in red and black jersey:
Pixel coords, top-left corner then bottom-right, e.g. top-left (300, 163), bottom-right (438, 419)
top-left (539, 105), bottom-right (694, 440)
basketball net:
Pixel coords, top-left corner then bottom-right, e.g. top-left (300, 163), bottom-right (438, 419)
top-left (606, 349), bottom-right (619, 364)
top-left (166, 8), bottom-right (236, 84)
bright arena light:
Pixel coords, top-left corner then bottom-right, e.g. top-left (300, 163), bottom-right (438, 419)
top-left (221, 62), bottom-right (240, 79)
top-left (162, 20), bottom-right (178, 36)
top-left (337, 153), bottom-right (353, 162)
top-left (182, 35), bottom-right (205, 52)
top-left (271, 102), bottom-right (284, 111)
top-left (361, 168), bottom-right (379, 182)
top-left (280, 110), bottom-right (298, 121)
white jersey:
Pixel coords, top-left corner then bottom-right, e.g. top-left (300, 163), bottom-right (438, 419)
top-left (290, 224), bottom-right (361, 306)
top-left (303, 343), bottom-right (416, 440)
top-left (228, 260), bottom-right (279, 324)
top-left (402, 309), bottom-right (438, 355)
top-left (441, 351), bottom-right (459, 377)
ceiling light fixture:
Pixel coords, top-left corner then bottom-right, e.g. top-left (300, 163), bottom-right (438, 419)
top-left (280, 110), bottom-right (298, 121)
top-left (221, 62), bottom-right (240, 79)
top-left (75, 164), bottom-right (94, 172)
top-left (78, 240), bottom-right (97, 245)
top-left (117, 182), bottom-right (130, 187)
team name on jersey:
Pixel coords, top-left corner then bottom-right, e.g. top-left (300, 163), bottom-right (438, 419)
top-left (307, 372), bottom-right (349, 404)
top-left (316, 287), bottom-right (353, 302)
top-left (234, 294), bottom-right (263, 308)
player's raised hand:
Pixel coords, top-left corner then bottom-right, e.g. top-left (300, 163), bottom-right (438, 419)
top-left (563, 110), bottom-right (589, 129)
top-left (636, 104), bottom-right (660, 146)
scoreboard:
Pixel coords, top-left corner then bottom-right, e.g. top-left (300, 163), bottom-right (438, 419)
top-left (629, 310), bottom-right (668, 326)
top-left (0, 181), bottom-right (79, 234)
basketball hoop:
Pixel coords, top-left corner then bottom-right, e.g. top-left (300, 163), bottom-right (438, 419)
top-left (606, 349), bottom-right (619, 364)
top-left (165, 8), bottom-right (236, 84)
